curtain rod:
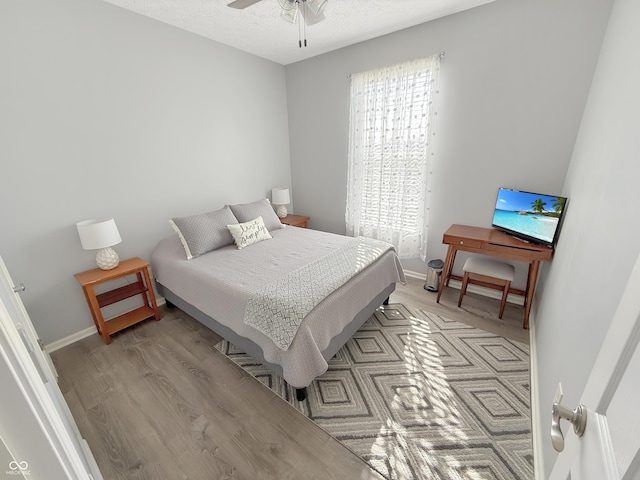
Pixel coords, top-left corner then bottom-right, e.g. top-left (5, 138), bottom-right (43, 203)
top-left (346, 51), bottom-right (445, 79)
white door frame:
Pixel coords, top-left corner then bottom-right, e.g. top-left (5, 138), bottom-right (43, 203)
top-left (0, 253), bottom-right (101, 479)
top-left (0, 299), bottom-right (93, 478)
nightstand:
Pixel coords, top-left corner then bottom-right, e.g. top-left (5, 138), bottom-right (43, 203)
top-left (74, 257), bottom-right (160, 344)
top-left (280, 214), bottom-right (310, 228)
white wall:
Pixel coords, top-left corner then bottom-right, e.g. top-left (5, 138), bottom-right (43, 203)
top-left (534, 0), bottom-right (640, 475)
top-left (285, 0), bottom-right (612, 280)
top-left (0, 0), bottom-right (291, 344)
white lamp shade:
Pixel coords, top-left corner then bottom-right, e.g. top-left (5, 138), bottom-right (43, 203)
top-left (271, 188), bottom-right (291, 206)
top-left (76, 218), bottom-right (122, 250)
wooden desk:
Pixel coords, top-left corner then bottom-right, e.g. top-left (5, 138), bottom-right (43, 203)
top-left (436, 224), bottom-right (553, 329)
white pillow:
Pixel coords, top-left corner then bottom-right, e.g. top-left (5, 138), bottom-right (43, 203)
top-left (227, 216), bottom-right (272, 250)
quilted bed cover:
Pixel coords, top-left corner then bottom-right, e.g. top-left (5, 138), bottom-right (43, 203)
top-left (150, 226), bottom-right (406, 387)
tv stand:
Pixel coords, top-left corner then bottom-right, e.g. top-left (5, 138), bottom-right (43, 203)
top-left (436, 224), bottom-right (553, 329)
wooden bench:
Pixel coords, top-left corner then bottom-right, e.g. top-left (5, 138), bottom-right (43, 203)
top-left (458, 256), bottom-right (515, 319)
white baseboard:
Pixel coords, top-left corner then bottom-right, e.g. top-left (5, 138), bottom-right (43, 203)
top-left (448, 279), bottom-right (525, 306)
top-left (403, 269), bottom-right (524, 306)
top-left (45, 326), bottom-right (98, 353)
top-left (45, 298), bottom-right (167, 353)
top-left (403, 269), bottom-right (426, 280)
top-left (47, 276), bottom-right (522, 351)
top-left (528, 311), bottom-right (544, 479)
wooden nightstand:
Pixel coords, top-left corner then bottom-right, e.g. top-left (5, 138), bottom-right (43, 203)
top-left (74, 257), bottom-right (160, 344)
top-left (280, 214), bottom-right (310, 228)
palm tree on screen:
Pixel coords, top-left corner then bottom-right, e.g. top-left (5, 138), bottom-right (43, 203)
top-left (552, 197), bottom-right (565, 214)
top-left (531, 198), bottom-right (547, 214)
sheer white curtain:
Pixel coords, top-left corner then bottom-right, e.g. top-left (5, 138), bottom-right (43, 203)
top-left (345, 55), bottom-right (441, 260)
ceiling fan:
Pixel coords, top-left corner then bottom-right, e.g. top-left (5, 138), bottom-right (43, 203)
top-left (227, 0), bottom-right (328, 27)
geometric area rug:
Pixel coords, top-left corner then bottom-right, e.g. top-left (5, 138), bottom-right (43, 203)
top-left (216, 304), bottom-right (534, 480)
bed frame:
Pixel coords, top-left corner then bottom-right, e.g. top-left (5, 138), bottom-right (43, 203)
top-left (156, 281), bottom-right (395, 401)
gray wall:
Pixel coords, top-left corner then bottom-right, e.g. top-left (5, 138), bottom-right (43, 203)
top-left (0, 0), bottom-right (613, 345)
top-left (285, 0), bottom-right (612, 281)
top-left (0, 0), bottom-right (291, 344)
top-left (535, 0), bottom-right (640, 474)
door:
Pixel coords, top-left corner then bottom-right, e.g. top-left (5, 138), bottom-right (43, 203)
top-left (549, 252), bottom-right (640, 479)
top-left (0, 255), bottom-right (57, 383)
top-left (0, 254), bottom-right (102, 479)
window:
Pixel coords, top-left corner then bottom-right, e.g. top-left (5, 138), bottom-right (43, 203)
top-left (345, 55), bottom-right (441, 260)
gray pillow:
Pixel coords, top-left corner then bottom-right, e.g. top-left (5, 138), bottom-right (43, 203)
top-left (170, 205), bottom-right (238, 259)
top-left (229, 198), bottom-right (284, 232)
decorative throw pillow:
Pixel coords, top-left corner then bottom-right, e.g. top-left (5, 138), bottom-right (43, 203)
top-left (227, 216), bottom-right (272, 250)
top-left (229, 198), bottom-right (284, 231)
top-left (170, 205), bottom-right (238, 259)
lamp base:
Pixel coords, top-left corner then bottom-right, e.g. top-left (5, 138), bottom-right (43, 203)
top-left (276, 205), bottom-right (288, 218)
top-left (96, 247), bottom-right (119, 270)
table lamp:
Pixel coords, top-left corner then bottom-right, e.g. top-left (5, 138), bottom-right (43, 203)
top-left (271, 188), bottom-right (290, 218)
top-left (76, 218), bottom-right (122, 270)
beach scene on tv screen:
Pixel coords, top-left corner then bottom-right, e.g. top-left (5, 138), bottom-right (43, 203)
top-left (492, 189), bottom-right (566, 243)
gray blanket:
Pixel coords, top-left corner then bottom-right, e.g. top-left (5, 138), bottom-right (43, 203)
top-left (243, 236), bottom-right (394, 350)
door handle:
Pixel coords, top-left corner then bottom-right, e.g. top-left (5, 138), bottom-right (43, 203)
top-left (551, 392), bottom-right (587, 452)
top-left (12, 283), bottom-right (26, 293)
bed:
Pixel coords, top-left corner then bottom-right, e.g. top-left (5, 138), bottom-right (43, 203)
top-left (150, 200), bottom-right (406, 400)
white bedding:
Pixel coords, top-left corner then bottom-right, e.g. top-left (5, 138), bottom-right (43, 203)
top-left (150, 226), bottom-right (406, 387)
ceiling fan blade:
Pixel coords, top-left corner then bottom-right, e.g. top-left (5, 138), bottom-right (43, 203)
top-left (278, 0), bottom-right (297, 23)
top-left (281, 8), bottom-right (298, 24)
top-left (227, 0), bottom-right (262, 9)
top-left (302, 9), bottom-right (325, 26)
top-left (296, 0), bottom-right (327, 26)
top-left (305, 0), bottom-right (327, 16)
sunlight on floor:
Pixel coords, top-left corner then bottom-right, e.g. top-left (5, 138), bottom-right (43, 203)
top-left (367, 311), bottom-right (486, 479)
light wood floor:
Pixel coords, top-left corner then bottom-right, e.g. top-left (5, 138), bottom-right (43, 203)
top-left (52, 277), bottom-right (529, 480)
top-left (395, 276), bottom-right (530, 344)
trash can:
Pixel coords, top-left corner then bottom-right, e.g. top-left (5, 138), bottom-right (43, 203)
top-left (424, 259), bottom-right (444, 292)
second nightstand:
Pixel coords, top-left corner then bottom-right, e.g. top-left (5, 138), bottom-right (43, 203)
top-left (74, 257), bottom-right (160, 344)
top-left (280, 214), bottom-right (310, 228)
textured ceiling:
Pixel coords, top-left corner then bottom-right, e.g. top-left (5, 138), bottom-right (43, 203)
top-left (101, 0), bottom-right (495, 65)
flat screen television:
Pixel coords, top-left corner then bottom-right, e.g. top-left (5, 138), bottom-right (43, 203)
top-left (491, 187), bottom-right (568, 247)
